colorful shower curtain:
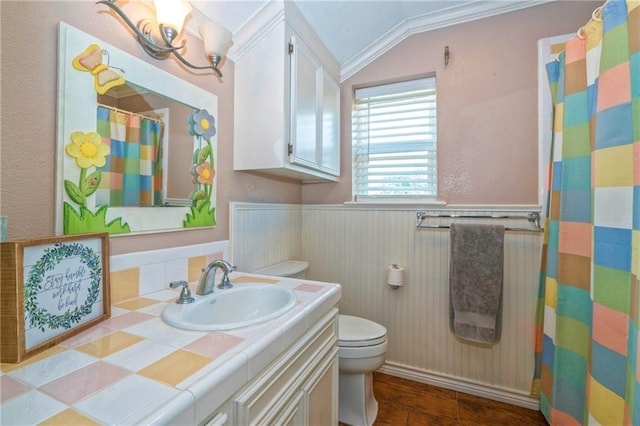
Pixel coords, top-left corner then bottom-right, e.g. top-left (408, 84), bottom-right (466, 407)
top-left (533, 0), bottom-right (639, 424)
top-left (95, 106), bottom-right (163, 207)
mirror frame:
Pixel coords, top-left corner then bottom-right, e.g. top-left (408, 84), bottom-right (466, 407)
top-left (55, 22), bottom-right (218, 236)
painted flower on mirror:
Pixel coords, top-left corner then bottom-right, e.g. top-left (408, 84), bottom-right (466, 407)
top-left (184, 108), bottom-right (216, 226)
top-left (188, 109), bottom-right (217, 140)
top-left (66, 131), bottom-right (110, 168)
top-left (194, 162), bottom-right (215, 185)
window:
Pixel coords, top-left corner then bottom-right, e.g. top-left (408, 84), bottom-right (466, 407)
top-left (352, 77), bottom-right (437, 201)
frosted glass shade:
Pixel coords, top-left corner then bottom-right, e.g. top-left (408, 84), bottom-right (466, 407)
top-left (154, 0), bottom-right (192, 32)
top-left (199, 21), bottom-right (233, 58)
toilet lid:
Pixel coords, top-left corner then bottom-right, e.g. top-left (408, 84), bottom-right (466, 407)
top-left (339, 314), bottom-right (387, 347)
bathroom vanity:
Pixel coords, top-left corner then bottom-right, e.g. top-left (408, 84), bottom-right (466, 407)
top-left (206, 308), bottom-right (338, 425)
top-left (0, 274), bottom-right (341, 425)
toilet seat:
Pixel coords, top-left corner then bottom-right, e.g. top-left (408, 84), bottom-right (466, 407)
top-left (339, 314), bottom-right (387, 347)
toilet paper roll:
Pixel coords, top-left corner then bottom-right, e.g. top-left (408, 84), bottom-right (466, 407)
top-left (387, 264), bottom-right (404, 287)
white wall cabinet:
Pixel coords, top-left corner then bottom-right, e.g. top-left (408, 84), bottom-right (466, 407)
top-left (233, 2), bottom-right (341, 183)
top-left (202, 309), bottom-right (339, 426)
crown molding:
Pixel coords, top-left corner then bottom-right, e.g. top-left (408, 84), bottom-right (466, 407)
top-left (226, 1), bottom-right (285, 62)
top-left (340, 0), bottom-right (555, 82)
top-left (223, 0), bottom-right (339, 76)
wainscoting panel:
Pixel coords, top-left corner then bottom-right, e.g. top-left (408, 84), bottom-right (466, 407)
top-left (229, 202), bottom-right (303, 272)
top-left (302, 205), bottom-right (543, 406)
top-left (231, 203), bottom-right (543, 406)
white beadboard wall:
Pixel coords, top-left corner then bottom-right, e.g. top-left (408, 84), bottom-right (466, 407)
top-left (229, 202), bottom-right (303, 272)
top-left (231, 202), bottom-right (543, 408)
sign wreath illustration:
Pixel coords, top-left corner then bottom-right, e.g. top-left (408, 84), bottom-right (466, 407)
top-left (24, 242), bottom-right (102, 331)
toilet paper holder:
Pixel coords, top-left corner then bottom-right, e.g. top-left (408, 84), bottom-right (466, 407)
top-left (387, 264), bottom-right (404, 289)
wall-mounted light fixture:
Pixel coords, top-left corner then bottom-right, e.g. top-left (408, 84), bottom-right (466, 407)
top-left (97, 0), bottom-right (233, 78)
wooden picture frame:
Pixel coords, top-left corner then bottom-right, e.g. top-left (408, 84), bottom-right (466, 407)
top-left (1, 233), bottom-right (110, 363)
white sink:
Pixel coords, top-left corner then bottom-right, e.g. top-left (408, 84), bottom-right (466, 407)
top-left (162, 284), bottom-right (297, 331)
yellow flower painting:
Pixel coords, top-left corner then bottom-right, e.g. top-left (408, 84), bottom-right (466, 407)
top-left (66, 131), bottom-right (110, 169)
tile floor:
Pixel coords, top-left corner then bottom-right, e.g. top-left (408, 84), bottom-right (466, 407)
top-left (371, 372), bottom-right (548, 426)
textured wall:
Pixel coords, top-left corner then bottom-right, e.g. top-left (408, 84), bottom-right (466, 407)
top-left (0, 1), bottom-right (601, 253)
top-left (0, 1), bottom-right (301, 255)
top-left (302, 0), bottom-right (602, 204)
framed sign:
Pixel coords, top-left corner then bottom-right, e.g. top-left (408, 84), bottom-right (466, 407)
top-left (1, 233), bottom-right (110, 363)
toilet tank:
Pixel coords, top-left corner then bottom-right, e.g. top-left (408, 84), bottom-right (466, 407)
top-left (253, 260), bottom-right (309, 279)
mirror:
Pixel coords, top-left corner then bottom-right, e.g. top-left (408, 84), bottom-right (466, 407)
top-left (56, 22), bottom-right (218, 235)
top-left (97, 81), bottom-right (198, 205)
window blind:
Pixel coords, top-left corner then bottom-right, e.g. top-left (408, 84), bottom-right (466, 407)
top-left (352, 77), bottom-right (437, 200)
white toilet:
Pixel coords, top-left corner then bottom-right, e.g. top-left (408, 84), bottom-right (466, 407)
top-left (338, 314), bottom-right (387, 426)
top-left (253, 260), bottom-right (388, 426)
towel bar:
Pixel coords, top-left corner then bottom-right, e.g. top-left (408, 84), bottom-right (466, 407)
top-left (416, 211), bottom-right (542, 233)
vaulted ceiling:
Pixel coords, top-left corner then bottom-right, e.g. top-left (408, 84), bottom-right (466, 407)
top-left (191, 0), bottom-right (553, 79)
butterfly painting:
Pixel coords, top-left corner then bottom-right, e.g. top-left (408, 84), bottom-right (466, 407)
top-left (72, 44), bottom-right (126, 95)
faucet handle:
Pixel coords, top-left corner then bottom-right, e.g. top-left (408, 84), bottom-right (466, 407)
top-left (170, 280), bottom-right (195, 304)
top-left (217, 261), bottom-right (236, 290)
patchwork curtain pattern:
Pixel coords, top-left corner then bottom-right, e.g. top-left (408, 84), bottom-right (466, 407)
top-left (95, 106), bottom-right (163, 207)
top-left (533, 0), bottom-right (640, 424)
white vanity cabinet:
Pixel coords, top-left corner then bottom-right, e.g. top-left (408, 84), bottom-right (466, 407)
top-left (232, 2), bottom-right (341, 182)
top-left (202, 309), bottom-right (339, 425)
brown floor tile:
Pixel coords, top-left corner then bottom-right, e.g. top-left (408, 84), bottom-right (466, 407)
top-left (367, 373), bottom-right (548, 426)
top-left (406, 409), bottom-right (460, 426)
top-left (374, 399), bottom-right (409, 425)
top-left (372, 372), bottom-right (458, 420)
top-left (457, 392), bottom-right (547, 426)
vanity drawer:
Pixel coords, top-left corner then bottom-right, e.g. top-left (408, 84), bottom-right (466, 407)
top-left (234, 308), bottom-right (338, 425)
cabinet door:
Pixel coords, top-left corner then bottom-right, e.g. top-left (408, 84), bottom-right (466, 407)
top-left (273, 390), bottom-right (305, 426)
top-left (290, 35), bottom-right (321, 170)
top-left (321, 70), bottom-right (340, 176)
top-left (234, 21), bottom-right (287, 171)
top-left (305, 349), bottom-right (339, 425)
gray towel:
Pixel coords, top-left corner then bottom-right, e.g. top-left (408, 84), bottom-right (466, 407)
top-left (449, 223), bottom-right (504, 344)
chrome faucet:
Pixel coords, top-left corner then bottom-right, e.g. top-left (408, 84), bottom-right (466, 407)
top-left (195, 259), bottom-right (236, 295)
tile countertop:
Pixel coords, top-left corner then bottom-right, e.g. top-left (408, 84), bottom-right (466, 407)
top-left (0, 274), bottom-right (342, 425)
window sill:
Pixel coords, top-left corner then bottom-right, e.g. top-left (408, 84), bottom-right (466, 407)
top-left (344, 199), bottom-right (447, 208)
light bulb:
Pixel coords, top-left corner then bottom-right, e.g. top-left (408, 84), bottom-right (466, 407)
top-left (199, 21), bottom-right (233, 59)
top-left (154, 0), bottom-right (192, 33)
